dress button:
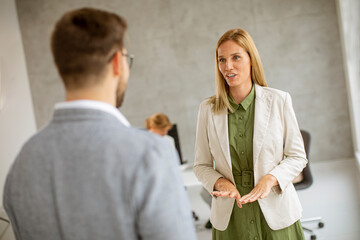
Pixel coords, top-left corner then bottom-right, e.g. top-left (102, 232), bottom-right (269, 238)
top-left (241, 151), bottom-right (245, 155)
top-left (254, 237), bottom-right (258, 240)
top-left (250, 220), bottom-right (255, 224)
top-left (239, 116), bottom-right (243, 120)
top-left (239, 133), bottom-right (244, 137)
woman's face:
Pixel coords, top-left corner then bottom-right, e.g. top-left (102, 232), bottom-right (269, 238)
top-left (217, 40), bottom-right (252, 88)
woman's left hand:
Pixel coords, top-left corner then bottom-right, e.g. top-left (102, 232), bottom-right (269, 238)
top-left (239, 174), bottom-right (278, 204)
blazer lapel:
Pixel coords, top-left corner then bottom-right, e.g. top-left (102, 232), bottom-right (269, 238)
top-left (212, 108), bottom-right (232, 171)
top-left (253, 85), bottom-right (273, 166)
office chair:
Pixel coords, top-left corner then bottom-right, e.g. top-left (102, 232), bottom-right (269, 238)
top-left (293, 129), bottom-right (324, 240)
top-left (167, 124), bottom-right (186, 165)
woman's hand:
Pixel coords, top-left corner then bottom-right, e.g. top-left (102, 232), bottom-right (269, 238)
top-left (239, 174), bottom-right (278, 203)
top-left (211, 177), bottom-right (243, 208)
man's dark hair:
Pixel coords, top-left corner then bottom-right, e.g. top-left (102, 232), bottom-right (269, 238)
top-left (51, 8), bottom-right (127, 90)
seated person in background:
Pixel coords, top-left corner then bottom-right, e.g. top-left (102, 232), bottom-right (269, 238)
top-left (146, 113), bottom-right (175, 147)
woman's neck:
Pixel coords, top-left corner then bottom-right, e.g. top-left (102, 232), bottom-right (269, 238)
top-left (229, 81), bottom-right (253, 104)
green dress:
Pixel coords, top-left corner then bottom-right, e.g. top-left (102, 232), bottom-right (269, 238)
top-left (212, 85), bottom-right (305, 240)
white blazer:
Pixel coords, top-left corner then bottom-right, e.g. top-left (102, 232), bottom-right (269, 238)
top-left (193, 84), bottom-right (307, 231)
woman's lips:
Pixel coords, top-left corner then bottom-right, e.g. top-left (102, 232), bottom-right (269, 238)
top-left (225, 73), bottom-right (237, 79)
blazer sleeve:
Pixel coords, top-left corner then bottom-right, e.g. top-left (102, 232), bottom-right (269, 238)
top-left (269, 93), bottom-right (308, 192)
top-left (193, 101), bottom-right (224, 193)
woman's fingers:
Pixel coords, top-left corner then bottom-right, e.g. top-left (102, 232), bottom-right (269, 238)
top-left (239, 175), bottom-right (276, 203)
top-left (211, 190), bottom-right (241, 199)
top-left (211, 191), bottom-right (230, 197)
top-left (211, 189), bottom-right (268, 208)
top-left (241, 188), bottom-right (257, 201)
top-left (259, 189), bottom-right (270, 199)
top-left (212, 190), bottom-right (244, 208)
top-left (213, 177), bottom-right (274, 205)
top-left (240, 190), bottom-right (257, 203)
top-left (240, 187), bottom-right (271, 203)
top-left (241, 188), bottom-right (263, 203)
top-left (235, 198), bottom-right (243, 208)
top-left (211, 175), bottom-right (275, 207)
top-left (229, 191), bottom-right (238, 198)
top-left (212, 186), bottom-right (270, 207)
top-left (248, 190), bottom-right (263, 202)
top-left (211, 191), bottom-right (230, 198)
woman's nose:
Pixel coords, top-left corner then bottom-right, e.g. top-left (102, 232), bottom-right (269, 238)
top-left (225, 60), bottom-right (233, 70)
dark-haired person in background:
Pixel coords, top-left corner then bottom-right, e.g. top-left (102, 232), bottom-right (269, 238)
top-left (3, 8), bottom-right (196, 240)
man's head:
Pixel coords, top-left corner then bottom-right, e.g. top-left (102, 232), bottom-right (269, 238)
top-left (51, 8), bottom-right (129, 107)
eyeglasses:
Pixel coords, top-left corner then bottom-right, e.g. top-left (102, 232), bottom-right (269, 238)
top-left (107, 51), bottom-right (134, 69)
top-left (122, 52), bottom-right (134, 69)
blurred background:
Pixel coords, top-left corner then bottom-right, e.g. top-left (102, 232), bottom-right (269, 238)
top-left (0, 0), bottom-right (359, 239)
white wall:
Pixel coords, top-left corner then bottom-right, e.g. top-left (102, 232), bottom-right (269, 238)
top-left (0, 0), bottom-right (36, 209)
top-left (336, 0), bottom-right (360, 170)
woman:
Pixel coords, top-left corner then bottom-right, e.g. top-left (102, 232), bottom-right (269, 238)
top-left (146, 113), bottom-right (175, 146)
top-left (194, 28), bottom-right (307, 239)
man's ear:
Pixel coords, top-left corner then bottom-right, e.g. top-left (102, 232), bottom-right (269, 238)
top-left (111, 51), bottom-right (122, 76)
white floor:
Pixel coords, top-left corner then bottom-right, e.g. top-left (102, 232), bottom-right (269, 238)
top-left (185, 158), bottom-right (360, 240)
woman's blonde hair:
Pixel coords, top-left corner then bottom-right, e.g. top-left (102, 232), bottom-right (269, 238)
top-left (208, 28), bottom-right (267, 114)
top-left (145, 113), bottom-right (173, 130)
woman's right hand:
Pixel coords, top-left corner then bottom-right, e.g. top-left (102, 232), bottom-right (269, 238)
top-left (211, 177), bottom-right (243, 208)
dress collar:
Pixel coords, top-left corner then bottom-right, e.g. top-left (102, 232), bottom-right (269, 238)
top-left (228, 83), bottom-right (255, 111)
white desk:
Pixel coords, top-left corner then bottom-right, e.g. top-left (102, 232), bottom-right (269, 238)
top-left (180, 164), bottom-right (202, 187)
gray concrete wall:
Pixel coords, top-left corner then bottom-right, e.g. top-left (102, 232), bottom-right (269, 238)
top-left (15, 0), bottom-right (353, 162)
top-left (336, 0), bottom-right (360, 168)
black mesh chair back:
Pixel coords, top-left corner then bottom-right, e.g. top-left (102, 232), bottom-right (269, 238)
top-left (294, 129), bottom-right (313, 190)
top-left (167, 124), bottom-right (185, 165)
top-left (295, 129), bottom-right (324, 240)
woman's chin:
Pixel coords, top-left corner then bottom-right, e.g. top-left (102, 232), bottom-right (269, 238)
top-left (226, 81), bottom-right (241, 88)
top-left (226, 79), bottom-right (251, 88)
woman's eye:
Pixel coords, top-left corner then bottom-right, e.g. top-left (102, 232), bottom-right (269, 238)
top-left (218, 58), bottom-right (225, 63)
top-left (233, 55), bottom-right (240, 60)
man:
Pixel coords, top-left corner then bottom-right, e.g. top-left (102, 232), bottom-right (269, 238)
top-left (3, 8), bottom-right (196, 240)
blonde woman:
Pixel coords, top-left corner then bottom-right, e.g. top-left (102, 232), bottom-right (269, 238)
top-left (146, 113), bottom-right (174, 146)
top-left (194, 28), bottom-right (307, 239)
